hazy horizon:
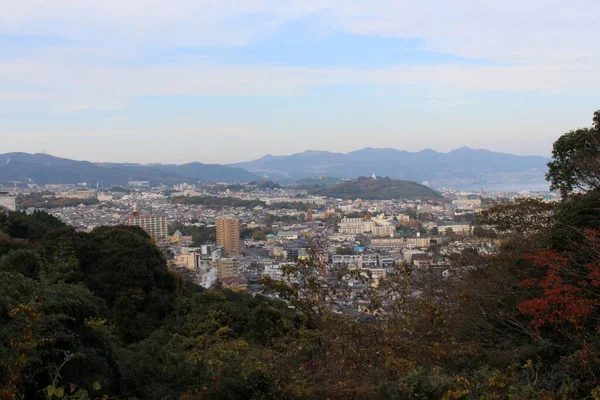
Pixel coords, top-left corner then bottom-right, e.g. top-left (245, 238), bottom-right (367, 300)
top-left (2, 1), bottom-right (599, 163)
top-left (0, 145), bottom-right (550, 166)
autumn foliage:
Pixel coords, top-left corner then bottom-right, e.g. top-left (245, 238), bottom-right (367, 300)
top-left (518, 237), bottom-right (600, 335)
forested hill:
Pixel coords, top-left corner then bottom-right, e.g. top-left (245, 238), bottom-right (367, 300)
top-left (304, 176), bottom-right (443, 199)
top-left (0, 210), bottom-right (295, 399)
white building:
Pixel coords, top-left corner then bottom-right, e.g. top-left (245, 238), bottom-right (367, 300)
top-left (0, 192), bottom-right (16, 211)
top-left (338, 217), bottom-right (374, 234)
top-left (332, 255), bottom-right (379, 269)
top-left (126, 212), bottom-right (169, 247)
top-left (58, 189), bottom-right (97, 200)
top-left (438, 225), bottom-right (472, 235)
top-left (372, 225), bottom-right (396, 237)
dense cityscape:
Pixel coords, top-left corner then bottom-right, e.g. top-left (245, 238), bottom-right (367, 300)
top-left (0, 177), bottom-right (557, 311)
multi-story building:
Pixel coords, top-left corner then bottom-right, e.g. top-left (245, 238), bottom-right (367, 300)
top-left (331, 254), bottom-right (379, 269)
top-left (216, 216), bottom-right (241, 256)
top-left (216, 258), bottom-right (239, 280)
top-left (126, 212), bottom-right (168, 247)
top-left (221, 276), bottom-right (248, 292)
top-left (338, 217), bottom-right (374, 234)
top-left (0, 192), bottom-right (16, 211)
top-left (404, 237), bottom-right (432, 248)
top-left (176, 249), bottom-right (199, 270)
top-left (372, 225), bottom-right (396, 237)
top-left (397, 214), bottom-right (411, 224)
top-left (58, 189), bottom-right (97, 200)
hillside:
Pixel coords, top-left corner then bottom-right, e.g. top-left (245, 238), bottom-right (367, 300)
top-left (0, 153), bottom-right (259, 185)
top-left (306, 176), bottom-right (443, 200)
top-left (295, 176), bottom-right (342, 188)
top-left (232, 147), bottom-right (549, 186)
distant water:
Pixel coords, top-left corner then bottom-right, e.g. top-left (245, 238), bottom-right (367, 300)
top-left (446, 182), bottom-right (551, 193)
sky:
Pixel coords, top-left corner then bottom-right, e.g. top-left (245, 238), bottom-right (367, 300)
top-left (1, 0), bottom-right (599, 164)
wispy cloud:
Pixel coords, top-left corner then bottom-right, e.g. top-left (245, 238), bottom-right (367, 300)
top-left (104, 116), bottom-right (127, 122)
top-left (54, 103), bottom-right (89, 113)
top-left (1, 0), bottom-right (598, 161)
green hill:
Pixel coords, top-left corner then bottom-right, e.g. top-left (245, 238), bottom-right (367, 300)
top-left (308, 176), bottom-right (442, 200)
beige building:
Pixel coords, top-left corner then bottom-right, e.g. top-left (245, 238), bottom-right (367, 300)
top-left (221, 276), bottom-right (248, 292)
top-left (217, 216), bottom-right (241, 256)
top-left (176, 251), bottom-right (198, 270)
top-left (126, 212), bottom-right (169, 247)
top-left (338, 217), bottom-right (374, 235)
top-left (58, 189), bottom-right (98, 200)
top-left (216, 258), bottom-right (239, 280)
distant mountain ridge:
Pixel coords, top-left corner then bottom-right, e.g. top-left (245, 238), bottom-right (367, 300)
top-left (231, 147), bottom-right (550, 187)
top-left (0, 147), bottom-right (550, 188)
top-left (0, 153), bottom-right (259, 185)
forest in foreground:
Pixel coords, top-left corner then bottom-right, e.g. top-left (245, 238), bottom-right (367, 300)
top-left (2, 111), bottom-right (600, 399)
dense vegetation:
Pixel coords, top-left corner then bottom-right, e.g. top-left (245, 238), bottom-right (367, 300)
top-left (170, 196), bottom-right (266, 209)
top-left (170, 196), bottom-right (311, 212)
top-left (308, 176), bottom-right (443, 200)
top-left (295, 176), bottom-right (342, 188)
top-left (0, 211), bottom-right (294, 399)
top-left (2, 110), bottom-right (600, 399)
top-left (167, 221), bottom-right (216, 246)
top-left (17, 193), bottom-right (100, 209)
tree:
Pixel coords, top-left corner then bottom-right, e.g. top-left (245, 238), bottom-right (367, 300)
top-left (547, 110), bottom-right (600, 197)
top-left (478, 198), bottom-right (555, 239)
top-left (336, 247), bottom-right (354, 255)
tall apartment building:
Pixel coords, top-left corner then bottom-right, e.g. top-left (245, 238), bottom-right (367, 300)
top-left (0, 192), bottom-right (16, 211)
top-left (126, 212), bottom-right (168, 247)
top-left (216, 216), bottom-right (241, 256)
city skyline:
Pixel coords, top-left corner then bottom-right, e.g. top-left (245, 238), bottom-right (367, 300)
top-left (2, 1), bottom-right (600, 163)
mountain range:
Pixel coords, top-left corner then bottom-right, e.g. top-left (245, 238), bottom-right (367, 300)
top-left (0, 147), bottom-right (550, 188)
top-left (232, 147), bottom-right (549, 187)
top-left (0, 152), bottom-right (258, 186)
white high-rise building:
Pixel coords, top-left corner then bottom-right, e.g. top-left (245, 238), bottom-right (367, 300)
top-left (126, 212), bottom-right (169, 247)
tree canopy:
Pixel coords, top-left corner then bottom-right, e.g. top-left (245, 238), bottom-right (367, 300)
top-left (547, 110), bottom-right (600, 197)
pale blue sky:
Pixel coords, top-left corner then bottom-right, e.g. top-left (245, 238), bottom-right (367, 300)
top-left (1, 0), bottom-right (599, 164)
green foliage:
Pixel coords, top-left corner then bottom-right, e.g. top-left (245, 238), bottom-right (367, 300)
top-left (108, 186), bottom-right (131, 193)
top-left (18, 193), bottom-right (100, 209)
top-left (0, 249), bottom-right (41, 278)
top-left (171, 196), bottom-right (266, 209)
top-left (263, 214), bottom-right (302, 225)
top-left (250, 180), bottom-right (283, 190)
top-left (269, 201), bottom-right (311, 211)
top-left (309, 176), bottom-right (443, 200)
top-left (0, 231), bottom-right (29, 258)
top-left (168, 221), bottom-right (216, 245)
top-left (0, 210), bottom-right (66, 241)
top-left (336, 247), bottom-right (354, 255)
top-left (240, 227), bottom-right (273, 240)
top-left (547, 110), bottom-right (600, 197)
